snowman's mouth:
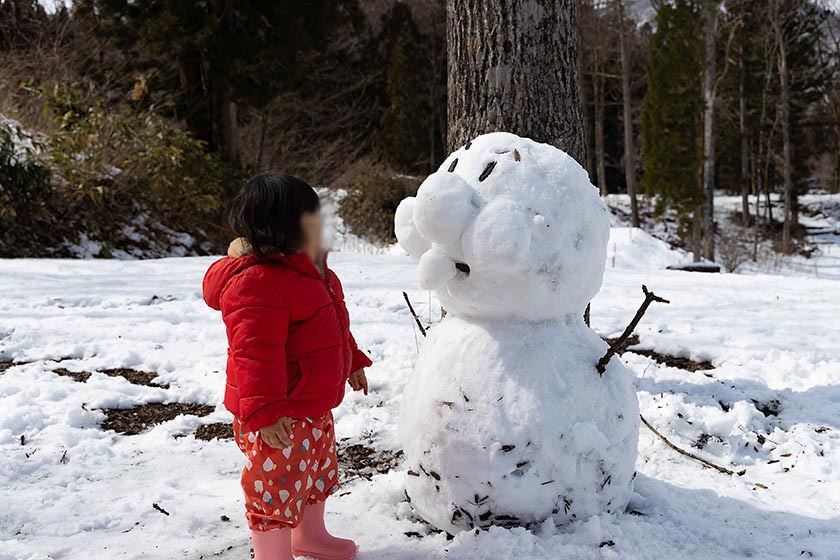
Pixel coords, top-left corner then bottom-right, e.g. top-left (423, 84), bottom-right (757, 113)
top-left (454, 262), bottom-right (471, 276)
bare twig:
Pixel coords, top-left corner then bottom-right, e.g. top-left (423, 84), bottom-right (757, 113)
top-left (640, 414), bottom-right (736, 476)
top-left (402, 291), bottom-right (427, 338)
top-left (596, 285), bottom-right (669, 375)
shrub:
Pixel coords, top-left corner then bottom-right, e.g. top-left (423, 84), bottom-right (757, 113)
top-left (0, 122), bottom-right (56, 257)
top-left (338, 170), bottom-right (418, 244)
top-left (38, 83), bottom-right (241, 255)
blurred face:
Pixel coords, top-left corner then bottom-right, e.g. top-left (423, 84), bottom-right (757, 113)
top-left (300, 209), bottom-right (323, 261)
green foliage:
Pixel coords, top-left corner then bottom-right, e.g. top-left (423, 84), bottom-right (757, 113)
top-left (0, 82), bottom-right (241, 257)
top-left (374, 5), bottom-right (431, 172)
top-left (338, 170), bottom-right (418, 244)
top-left (375, 40), bottom-right (428, 171)
top-left (0, 123), bottom-right (55, 256)
top-left (640, 0), bottom-right (704, 217)
top-left (75, 0), bottom-right (360, 158)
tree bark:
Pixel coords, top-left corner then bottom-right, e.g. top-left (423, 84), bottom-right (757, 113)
top-left (701, 2), bottom-right (718, 260)
top-left (692, 205), bottom-right (703, 262)
top-left (593, 64), bottom-right (608, 196)
top-left (447, 0), bottom-right (586, 164)
top-left (209, 0), bottom-right (240, 166)
top-left (773, 1), bottom-right (793, 253)
top-left (616, 0), bottom-right (639, 226)
top-left (739, 23), bottom-right (750, 226)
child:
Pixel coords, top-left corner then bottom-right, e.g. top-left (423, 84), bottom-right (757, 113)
top-left (202, 174), bottom-right (372, 560)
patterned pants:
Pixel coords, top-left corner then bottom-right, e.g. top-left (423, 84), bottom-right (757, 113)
top-left (234, 412), bottom-right (340, 531)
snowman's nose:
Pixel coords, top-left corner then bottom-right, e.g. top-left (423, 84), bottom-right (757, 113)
top-left (414, 172), bottom-right (479, 245)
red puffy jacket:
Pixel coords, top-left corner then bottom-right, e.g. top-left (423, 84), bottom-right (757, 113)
top-left (202, 252), bottom-right (372, 432)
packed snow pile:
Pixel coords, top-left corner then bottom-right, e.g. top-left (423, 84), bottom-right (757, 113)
top-left (395, 133), bottom-right (639, 533)
top-left (606, 227), bottom-right (688, 270)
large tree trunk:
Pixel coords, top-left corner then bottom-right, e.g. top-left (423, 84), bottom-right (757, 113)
top-left (701, 2), bottom-right (718, 261)
top-left (447, 0), bottom-right (586, 164)
top-left (616, 0), bottom-right (639, 227)
top-left (208, 0), bottom-right (240, 166)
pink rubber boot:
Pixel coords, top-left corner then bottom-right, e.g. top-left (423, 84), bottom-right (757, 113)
top-left (251, 528), bottom-right (294, 560)
top-left (291, 501), bottom-right (357, 560)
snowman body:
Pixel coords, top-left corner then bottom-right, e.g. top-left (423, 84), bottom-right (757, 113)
top-left (395, 133), bottom-right (639, 533)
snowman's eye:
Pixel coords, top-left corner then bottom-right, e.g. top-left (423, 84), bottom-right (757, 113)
top-left (479, 161), bottom-right (497, 182)
top-left (454, 262), bottom-right (471, 275)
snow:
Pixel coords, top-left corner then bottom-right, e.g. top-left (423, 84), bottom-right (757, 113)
top-left (2, 224), bottom-right (840, 556)
top-left (395, 133), bottom-right (639, 533)
top-left (394, 197), bottom-right (430, 257)
top-left (400, 133), bottom-right (611, 320)
top-left (399, 316), bottom-right (639, 533)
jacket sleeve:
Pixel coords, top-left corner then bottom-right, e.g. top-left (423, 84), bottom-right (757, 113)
top-left (223, 272), bottom-right (290, 432)
top-left (349, 331), bottom-right (373, 372)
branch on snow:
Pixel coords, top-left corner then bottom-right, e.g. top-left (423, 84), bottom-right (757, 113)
top-left (402, 291), bottom-right (427, 338)
top-left (596, 285), bottom-right (669, 375)
top-left (640, 414), bottom-right (739, 477)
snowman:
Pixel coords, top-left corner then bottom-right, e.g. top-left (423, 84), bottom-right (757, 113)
top-left (394, 132), bottom-right (639, 534)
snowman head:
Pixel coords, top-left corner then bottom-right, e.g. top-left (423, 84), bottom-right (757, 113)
top-left (395, 132), bottom-right (609, 321)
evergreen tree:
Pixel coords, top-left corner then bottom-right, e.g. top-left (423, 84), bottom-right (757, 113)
top-left (75, 0), bottom-right (359, 166)
top-left (374, 4), bottom-right (439, 173)
top-left (641, 0), bottom-right (704, 238)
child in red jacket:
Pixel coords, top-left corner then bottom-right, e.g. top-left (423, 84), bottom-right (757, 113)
top-left (203, 174), bottom-right (372, 560)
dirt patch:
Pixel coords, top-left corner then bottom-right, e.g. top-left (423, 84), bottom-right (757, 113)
top-left (100, 402), bottom-right (215, 435)
top-left (693, 433), bottom-right (725, 450)
top-left (601, 335), bottom-right (714, 372)
top-left (0, 361), bottom-right (25, 374)
top-left (195, 422), bottom-right (233, 441)
top-left (752, 398), bottom-right (782, 417)
top-left (626, 349), bottom-right (714, 372)
top-left (603, 334), bottom-right (641, 354)
top-left (53, 367), bottom-right (169, 388)
top-left (338, 442), bottom-right (403, 483)
top-left (54, 368), bottom-right (92, 382)
top-left (99, 368), bottom-right (170, 388)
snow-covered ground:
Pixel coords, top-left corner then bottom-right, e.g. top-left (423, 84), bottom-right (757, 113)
top-left (1, 227), bottom-right (839, 559)
top-left (607, 192), bottom-right (840, 281)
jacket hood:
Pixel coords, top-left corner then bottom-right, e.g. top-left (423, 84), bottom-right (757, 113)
top-left (202, 255), bottom-right (264, 310)
top-left (202, 251), bottom-right (328, 310)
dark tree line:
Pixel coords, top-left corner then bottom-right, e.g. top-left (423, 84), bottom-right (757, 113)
top-left (1, 0), bottom-right (838, 259)
top-left (580, 0), bottom-right (838, 260)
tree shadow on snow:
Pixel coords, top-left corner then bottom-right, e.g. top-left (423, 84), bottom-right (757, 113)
top-left (353, 474), bottom-right (839, 559)
top-left (618, 474), bottom-right (839, 559)
top-left (635, 374), bottom-right (840, 431)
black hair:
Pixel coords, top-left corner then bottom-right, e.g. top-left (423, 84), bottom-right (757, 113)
top-left (227, 174), bottom-right (320, 256)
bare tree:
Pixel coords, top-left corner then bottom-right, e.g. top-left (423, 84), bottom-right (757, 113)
top-left (701, 1), bottom-right (720, 260)
top-left (770, 0), bottom-right (794, 253)
top-left (616, 0), bottom-right (640, 226)
top-left (447, 0), bottom-right (586, 163)
top-left (739, 15), bottom-right (751, 225)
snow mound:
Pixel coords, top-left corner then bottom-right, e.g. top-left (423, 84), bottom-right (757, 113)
top-left (605, 227), bottom-right (687, 270)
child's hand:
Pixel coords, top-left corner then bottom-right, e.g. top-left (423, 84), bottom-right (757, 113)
top-left (348, 368), bottom-right (368, 395)
top-left (228, 237), bottom-right (252, 258)
top-left (259, 417), bottom-right (293, 449)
